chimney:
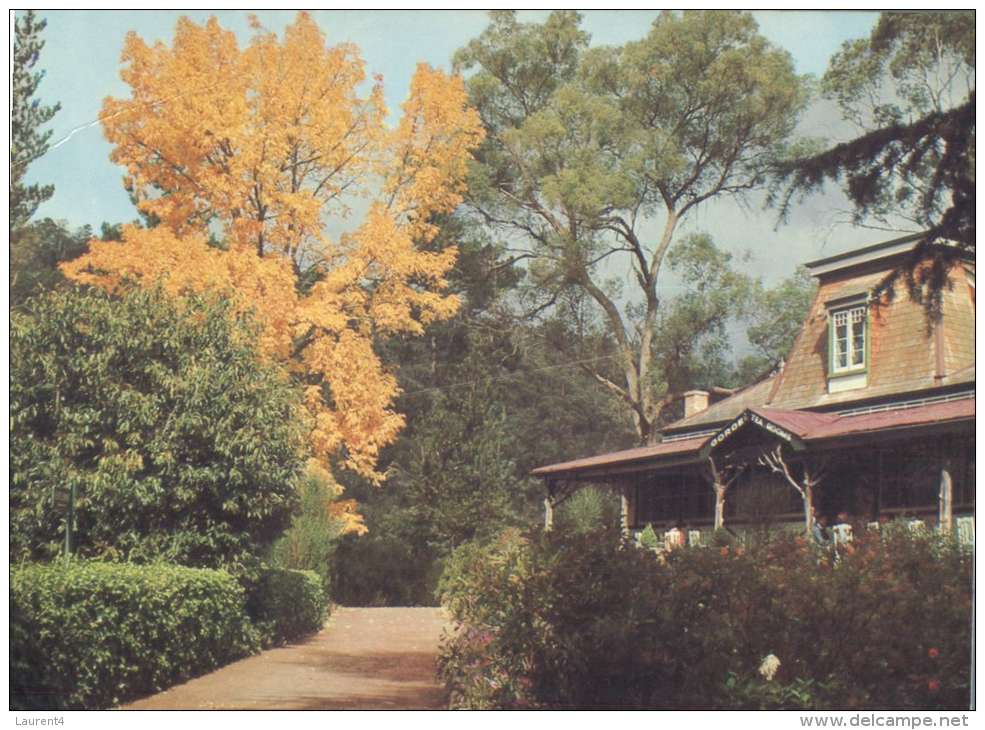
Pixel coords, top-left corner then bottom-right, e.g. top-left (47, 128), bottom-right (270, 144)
top-left (683, 390), bottom-right (709, 418)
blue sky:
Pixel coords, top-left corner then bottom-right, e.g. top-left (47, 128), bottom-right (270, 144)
top-left (24, 10), bottom-right (886, 283)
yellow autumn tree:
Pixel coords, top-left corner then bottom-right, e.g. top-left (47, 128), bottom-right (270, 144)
top-left (62, 13), bottom-right (483, 531)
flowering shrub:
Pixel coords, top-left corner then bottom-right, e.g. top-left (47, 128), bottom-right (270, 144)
top-left (437, 527), bottom-right (671, 708)
top-left (437, 524), bottom-right (971, 709)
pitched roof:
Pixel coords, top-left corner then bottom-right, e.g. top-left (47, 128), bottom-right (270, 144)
top-left (750, 407), bottom-right (839, 437)
top-left (663, 376), bottom-right (776, 433)
top-left (803, 232), bottom-right (924, 276)
top-left (727, 398), bottom-right (974, 444)
top-left (943, 363), bottom-right (975, 387)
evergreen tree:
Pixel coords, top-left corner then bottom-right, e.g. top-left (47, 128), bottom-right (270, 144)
top-left (11, 10), bottom-right (60, 232)
top-left (772, 11), bottom-right (974, 316)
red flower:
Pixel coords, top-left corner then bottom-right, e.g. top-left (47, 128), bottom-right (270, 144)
top-left (928, 647), bottom-right (940, 659)
top-left (928, 678), bottom-right (941, 693)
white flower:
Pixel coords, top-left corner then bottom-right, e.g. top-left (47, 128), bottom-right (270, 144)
top-left (759, 653), bottom-right (781, 682)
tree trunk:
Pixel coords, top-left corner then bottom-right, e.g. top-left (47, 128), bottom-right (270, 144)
top-left (543, 496), bottom-right (554, 532)
top-left (620, 487), bottom-right (630, 537)
top-left (803, 483), bottom-right (815, 536)
top-left (714, 485), bottom-right (726, 531)
top-left (939, 467), bottom-right (953, 533)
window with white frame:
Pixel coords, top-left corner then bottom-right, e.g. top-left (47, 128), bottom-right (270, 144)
top-left (831, 304), bottom-right (866, 373)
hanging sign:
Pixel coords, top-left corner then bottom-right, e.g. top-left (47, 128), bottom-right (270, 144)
top-left (701, 409), bottom-right (806, 459)
top-left (707, 413), bottom-right (747, 450)
top-left (749, 412), bottom-right (794, 443)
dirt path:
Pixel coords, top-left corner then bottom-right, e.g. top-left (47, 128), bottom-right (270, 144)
top-left (123, 607), bottom-right (449, 710)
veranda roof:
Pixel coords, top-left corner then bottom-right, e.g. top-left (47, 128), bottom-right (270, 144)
top-left (795, 397), bottom-right (974, 441)
top-left (532, 396), bottom-right (974, 480)
top-left (531, 434), bottom-right (707, 479)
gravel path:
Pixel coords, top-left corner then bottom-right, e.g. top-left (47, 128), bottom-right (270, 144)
top-left (122, 607), bottom-right (449, 710)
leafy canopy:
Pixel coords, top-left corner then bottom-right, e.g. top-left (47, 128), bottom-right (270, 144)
top-left (456, 11), bottom-right (807, 443)
top-left (62, 13), bottom-right (484, 482)
top-left (735, 266), bottom-right (817, 384)
top-left (10, 287), bottom-right (308, 571)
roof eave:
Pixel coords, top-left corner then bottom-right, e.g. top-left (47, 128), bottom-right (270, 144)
top-left (804, 233), bottom-right (926, 277)
top-left (533, 452), bottom-right (704, 481)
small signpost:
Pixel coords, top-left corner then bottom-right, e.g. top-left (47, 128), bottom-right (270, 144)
top-left (52, 482), bottom-right (76, 561)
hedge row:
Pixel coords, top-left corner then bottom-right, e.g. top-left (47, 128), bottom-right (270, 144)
top-left (248, 567), bottom-right (327, 647)
top-left (10, 561), bottom-right (328, 709)
top-left (437, 525), bottom-right (973, 710)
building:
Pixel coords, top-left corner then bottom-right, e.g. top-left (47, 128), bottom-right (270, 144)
top-left (532, 235), bottom-right (975, 545)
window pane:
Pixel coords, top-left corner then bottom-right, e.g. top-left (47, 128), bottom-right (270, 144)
top-left (852, 335), bottom-right (864, 365)
top-left (635, 471), bottom-right (713, 526)
top-left (851, 312), bottom-right (865, 366)
top-left (731, 470), bottom-right (801, 521)
top-left (835, 321), bottom-right (848, 368)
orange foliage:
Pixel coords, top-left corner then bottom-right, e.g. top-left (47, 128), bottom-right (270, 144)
top-left (63, 13), bottom-right (483, 505)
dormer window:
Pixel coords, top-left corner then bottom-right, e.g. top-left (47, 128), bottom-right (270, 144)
top-left (831, 304), bottom-right (866, 373)
top-left (827, 298), bottom-right (868, 393)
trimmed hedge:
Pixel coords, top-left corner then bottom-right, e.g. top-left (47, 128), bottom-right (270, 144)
top-left (10, 561), bottom-right (259, 709)
top-left (247, 567), bottom-right (327, 647)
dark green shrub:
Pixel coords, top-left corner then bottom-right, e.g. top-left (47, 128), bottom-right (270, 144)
top-left (637, 523), bottom-right (659, 549)
top-left (333, 530), bottom-right (440, 606)
top-left (247, 568), bottom-right (327, 647)
top-left (437, 525), bottom-right (972, 709)
top-left (10, 561), bottom-right (259, 709)
top-left (658, 526), bottom-right (972, 709)
top-left (10, 287), bottom-right (308, 572)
